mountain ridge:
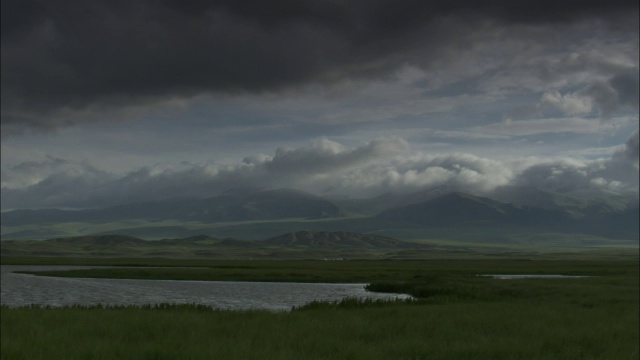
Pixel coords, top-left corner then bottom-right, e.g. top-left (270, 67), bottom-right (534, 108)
top-left (1, 188), bottom-right (343, 226)
top-left (2, 187), bottom-right (637, 242)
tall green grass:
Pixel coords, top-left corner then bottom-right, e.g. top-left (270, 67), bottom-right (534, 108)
top-left (2, 298), bottom-right (637, 360)
top-left (2, 259), bottom-right (638, 359)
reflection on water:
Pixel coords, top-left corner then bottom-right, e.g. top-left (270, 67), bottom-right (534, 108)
top-left (1, 265), bottom-right (410, 311)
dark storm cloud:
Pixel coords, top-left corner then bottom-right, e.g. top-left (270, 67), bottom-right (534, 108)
top-left (604, 129), bottom-right (640, 183)
top-left (623, 129), bottom-right (640, 164)
top-left (2, 0), bottom-right (638, 131)
top-left (586, 69), bottom-right (640, 116)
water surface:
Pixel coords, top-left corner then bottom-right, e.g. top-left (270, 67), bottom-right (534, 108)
top-left (1, 265), bottom-right (409, 310)
top-left (479, 274), bottom-right (589, 279)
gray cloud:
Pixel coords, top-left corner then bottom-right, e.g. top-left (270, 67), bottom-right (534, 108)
top-left (538, 91), bottom-right (593, 115)
top-left (511, 159), bottom-right (599, 193)
top-left (473, 116), bottom-right (635, 137)
top-left (323, 152), bottom-right (514, 197)
top-left (1, 157), bottom-right (115, 209)
top-left (2, 0), bottom-right (638, 132)
top-left (266, 137), bottom-right (407, 173)
top-left (3, 133), bottom-right (637, 210)
top-left (604, 128), bottom-right (640, 183)
top-left (0, 156), bottom-right (113, 189)
top-left (511, 129), bottom-right (640, 193)
top-left (585, 69), bottom-right (640, 116)
top-left (623, 129), bottom-right (639, 164)
top-left (0, 137), bottom-right (409, 208)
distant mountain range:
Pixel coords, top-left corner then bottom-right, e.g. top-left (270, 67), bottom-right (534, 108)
top-left (1, 188), bottom-right (343, 226)
top-left (1, 187), bottom-right (638, 241)
top-left (376, 191), bottom-right (638, 239)
top-left (377, 192), bottom-right (569, 227)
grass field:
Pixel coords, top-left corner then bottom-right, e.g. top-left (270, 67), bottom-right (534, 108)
top-left (3, 215), bottom-right (638, 244)
top-left (2, 235), bottom-right (637, 260)
top-left (2, 299), bottom-right (637, 360)
top-left (7, 258), bottom-right (637, 283)
top-left (2, 258), bottom-right (638, 359)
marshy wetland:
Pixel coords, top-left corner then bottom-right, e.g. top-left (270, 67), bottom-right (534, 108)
top-left (1, 257), bottom-right (638, 359)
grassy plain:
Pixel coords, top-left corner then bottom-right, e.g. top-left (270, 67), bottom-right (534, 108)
top-left (4, 215), bottom-right (638, 244)
top-left (3, 235), bottom-right (637, 260)
top-left (2, 258), bottom-right (638, 359)
top-left (6, 258), bottom-right (637, 282)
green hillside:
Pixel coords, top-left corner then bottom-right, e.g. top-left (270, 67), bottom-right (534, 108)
top-left (2, 189), bottom-right (637, 244)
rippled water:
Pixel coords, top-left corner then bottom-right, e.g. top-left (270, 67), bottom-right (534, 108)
top-left (1, 265), bottom-right (410, 311)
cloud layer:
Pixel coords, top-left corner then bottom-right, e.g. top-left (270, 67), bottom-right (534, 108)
top-left (2, 1), bottom-right (637, 211)
top-left (2, 133), bottom-right (637, 210)
top-left (2, 0), bottom-right (638, 133)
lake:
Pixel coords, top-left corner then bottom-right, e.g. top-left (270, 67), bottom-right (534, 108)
top-left (0, 265), bottom-right (410, 311)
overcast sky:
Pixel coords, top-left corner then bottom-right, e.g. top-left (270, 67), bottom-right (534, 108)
top-left (1, 0), bottom-right (638, 210)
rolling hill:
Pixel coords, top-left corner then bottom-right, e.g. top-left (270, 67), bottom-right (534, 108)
top-left (1, 188), bottom-right (343, 226)
top-left (1, 187), bottom-right (637, 243)
top-left (263, 231), bottom-right (423, 248)
top-left (0, 232), bottom-right (431, 259)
